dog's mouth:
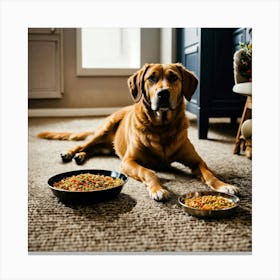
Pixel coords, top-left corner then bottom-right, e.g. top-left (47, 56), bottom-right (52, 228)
top-left (151, 98), bottom-right (176, 112)
top-left (151, 103), bottom-right (172, 111)
top-left (153, 105), bottom-right (171, 111)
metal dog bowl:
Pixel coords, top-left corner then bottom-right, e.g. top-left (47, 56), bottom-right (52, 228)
top-left (178, 191), bottom-right (240, 219)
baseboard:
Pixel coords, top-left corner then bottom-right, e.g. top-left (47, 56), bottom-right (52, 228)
top-left (28, 107), bottom-right (123, 117)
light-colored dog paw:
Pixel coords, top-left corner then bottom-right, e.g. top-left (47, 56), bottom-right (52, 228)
top-left (147, 186), bottom-right (170, 201)
top-left (216, 184), bottom-right (240, 195)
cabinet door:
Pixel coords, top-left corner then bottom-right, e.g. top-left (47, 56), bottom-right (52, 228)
top-left (28, 32), bottom-right (63, 99)
top-left (184, 44), bottom-right (200, 105)
top-left (183, 28), bottom-right (199, 46)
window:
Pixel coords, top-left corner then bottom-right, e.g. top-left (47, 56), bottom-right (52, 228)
top-left (76, 28), bottom-right (161, 76)
top-left (81, 28), bottom-right (140, 69)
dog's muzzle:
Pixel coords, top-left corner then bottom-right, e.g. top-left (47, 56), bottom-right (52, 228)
top-left (151, 89), bottom-right (171, 111)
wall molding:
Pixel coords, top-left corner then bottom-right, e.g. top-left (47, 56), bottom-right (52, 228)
top-left (28, 107), bottom-right (123, 117)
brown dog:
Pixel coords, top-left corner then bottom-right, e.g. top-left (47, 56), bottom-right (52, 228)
top-left (38, 63), bottom-right (239, 201)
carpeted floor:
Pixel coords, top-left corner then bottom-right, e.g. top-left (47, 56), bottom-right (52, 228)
top-left (28, 113), bottom-right (252, 253)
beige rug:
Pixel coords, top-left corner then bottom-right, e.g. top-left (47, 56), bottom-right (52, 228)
top-left (28, 114), bottom-right (252, 252)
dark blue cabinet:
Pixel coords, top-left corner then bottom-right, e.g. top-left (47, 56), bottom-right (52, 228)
top-left (177, 28), bottom-right (247, 139)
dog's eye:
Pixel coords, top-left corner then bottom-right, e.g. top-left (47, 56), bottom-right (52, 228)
top-left (169, 74), bottom-right (178, 82)
top-left (148, 75), bottom-right (157, 83)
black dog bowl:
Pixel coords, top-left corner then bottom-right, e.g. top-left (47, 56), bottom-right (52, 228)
top-left (48, 169), bottom-right (127, 204)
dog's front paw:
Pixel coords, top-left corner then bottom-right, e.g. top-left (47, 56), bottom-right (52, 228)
top-left (147, 186), bottom-right (170, 201)
top-left (216, 184), bottom-right (240, 195)
top-left (61, 151), bottom-right (74, 162)
top-left (74, 152), bottom-right (87, 165)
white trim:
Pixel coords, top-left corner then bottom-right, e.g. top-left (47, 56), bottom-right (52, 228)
top-left (28, 107), bottom-right (122, 117)
top-left (160, 28), bottom-right (177, 63)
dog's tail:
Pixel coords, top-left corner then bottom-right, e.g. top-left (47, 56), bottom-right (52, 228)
top-left (37, 131), bottom-right (94, 141)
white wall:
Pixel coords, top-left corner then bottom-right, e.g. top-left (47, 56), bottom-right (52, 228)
top-left (29, 28), bottom-right (176, 112)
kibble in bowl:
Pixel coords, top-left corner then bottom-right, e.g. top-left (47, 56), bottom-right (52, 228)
top-left (178, 191), bottom-right (239, 218)
top-left (53, 173), bottom-right (124, 192)
top-left (48, 169), bottom-right (127, 204)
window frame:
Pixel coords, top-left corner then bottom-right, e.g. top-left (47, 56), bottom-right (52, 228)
top-left (76, 28), bottom-right (160, 76)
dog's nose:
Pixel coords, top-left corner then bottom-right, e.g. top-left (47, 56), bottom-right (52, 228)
top-left (157, 89), bottom-right (170, 100)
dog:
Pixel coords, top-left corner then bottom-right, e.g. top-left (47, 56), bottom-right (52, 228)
top-left (38, 63), bottom-right (239, 201)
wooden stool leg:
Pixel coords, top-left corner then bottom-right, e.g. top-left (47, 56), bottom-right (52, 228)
top-left (233, 96), bottom-right (252, 155)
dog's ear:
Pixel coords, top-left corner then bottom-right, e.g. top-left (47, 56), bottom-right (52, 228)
top-left (175, 63), bottom-right (198, 101)
top-left (127, 64), bottom-right (150, 103)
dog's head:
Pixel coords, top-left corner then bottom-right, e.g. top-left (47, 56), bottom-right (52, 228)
top-left (127, 63), bottom-right (198, 111)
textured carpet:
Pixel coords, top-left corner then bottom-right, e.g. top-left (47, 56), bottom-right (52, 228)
top-left (28, 114), bottom-right (252, 253)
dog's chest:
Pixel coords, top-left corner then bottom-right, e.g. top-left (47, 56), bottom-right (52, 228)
top-left (141, 131), bottom-right (178, 165)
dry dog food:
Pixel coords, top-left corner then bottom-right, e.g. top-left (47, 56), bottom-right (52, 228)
top-left (184, 195), bottom-right (235, 210)
top-left (53, 173), bottom-right (123, 191)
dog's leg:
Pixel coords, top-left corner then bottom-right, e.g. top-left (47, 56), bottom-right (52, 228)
top-left (121, 158), bottom-right (170, 201)
top-left (192, 161), bottom-right (240, 195)
top-left (178, 140), bottom-right (240, 195)
top-left (61, 145), bottom-right (84, 162)
top-left (61, 131), bottom-right (114, 164)
top-left (60, 109), bottom-right (128, 164)
top-left (60, 124), bottom-right (113, 163)
top-left (74, 143), bottom-right (114, 164)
